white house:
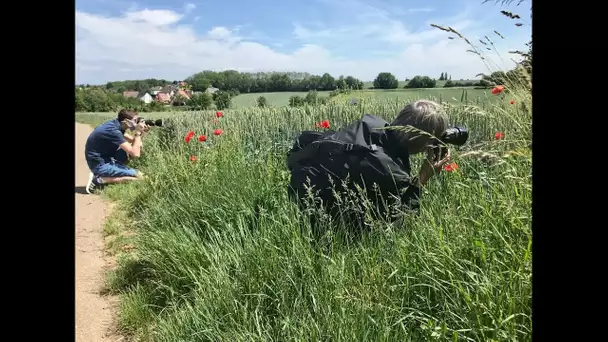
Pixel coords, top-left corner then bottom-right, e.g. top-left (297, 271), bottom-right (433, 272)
top-left (140, 93), bottom-right (153, 104)
top-left (149, 86), bottom-right (163, 95)
top-left (206, 87), bottom-right (219, 94)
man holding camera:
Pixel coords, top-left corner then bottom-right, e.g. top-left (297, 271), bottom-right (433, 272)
top-left (84, 109), bottom-right (148, 194)
top-left (287, 100), bottom-right (459, 230)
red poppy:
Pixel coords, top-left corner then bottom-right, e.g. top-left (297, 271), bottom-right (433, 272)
top-left (198, 135), bottom-right (207, 142)
top-left (444, 163), bottom-right (458, 172)
top-left (320, 120), bottom-right (330, 129)
top-left (190, 155), bottom-right (197, 162)
top-left (216, 111), bottom-right (223, 118)
top-left (491, 85), bottom-right (505, 95)
top-left (509, 99), bottom-right (516, 104)
top-left (213, 129), bottom-right (223, 136)
top-left (185, 131), bottom-right (195, 143)
top-left (495, 131), bottom-right (505, 140)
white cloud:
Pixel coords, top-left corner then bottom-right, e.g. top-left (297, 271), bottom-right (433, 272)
top-left (184, 3), bottom-right (196, 12)
top-left (75, 6), bottom-right (528, 85)
top-left (123, 9), bottom-right (182, 26)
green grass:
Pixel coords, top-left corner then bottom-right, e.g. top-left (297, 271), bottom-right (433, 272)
top-left (76, 88), bottom-right (531, 341)
top-left (231, 87), bottom-right (496, 108)
top-left (231, 91), bottom-right (332, 107)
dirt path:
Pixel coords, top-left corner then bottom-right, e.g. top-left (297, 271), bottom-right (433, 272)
top-left (75, 122), bottom-right (122, 342)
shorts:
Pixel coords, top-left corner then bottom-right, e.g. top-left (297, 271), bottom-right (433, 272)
top-left (92, 161), bottom-right (138, 178)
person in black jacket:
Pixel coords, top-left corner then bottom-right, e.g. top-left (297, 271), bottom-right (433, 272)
top-left (287, 100), bottom-right (453, 232)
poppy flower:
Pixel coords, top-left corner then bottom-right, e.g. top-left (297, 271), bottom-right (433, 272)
top-left (491, 85), bottom-right (505, 95)
top-left (320, 120), bottom-right (330, 129)
top-left (495, 131), bottom-right (505, 140)
top-left (184, 131), bottom-right (195, 143)
top-left (190, 155), bottom-right (197, 162)
top-left (216, 111), bottom-right (223, 118)
top-left (509, 99), bottom-right (516, 104)
top-left (444, 162), bottom-right (458, 172)
top-left (213, 128), bottom-right (223, 136)
top-left (198, 135), bottom-right (207, 142)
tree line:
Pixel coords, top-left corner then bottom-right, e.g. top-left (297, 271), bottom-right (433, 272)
top-left (75, 86), bottom-right (236, 113)
top-left (88, 71), bottom-right (366, 95)
top-left (79, 70), bottom-right (487, 96)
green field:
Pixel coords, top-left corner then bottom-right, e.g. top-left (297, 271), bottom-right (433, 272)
top-left (75, 84), bottom-right (531, 341)
top-left (231, 87), bottom-right (495, 108)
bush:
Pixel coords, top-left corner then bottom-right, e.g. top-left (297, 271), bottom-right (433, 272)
top-left (256, 96), bottom-right (268, 108)
top-left (288, 95), bottom-right (305, 107)
top-left (212, 90), bottom-right (233, 110)
top-left (405, 76), bottom-right (436, 89)
top-left (187, 92), bottom-right (213, 110)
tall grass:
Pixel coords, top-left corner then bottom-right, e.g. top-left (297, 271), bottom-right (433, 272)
top-left (77, 4), bottom-right (533, 339)
top-left (94, 84), bottom-right (531, 340)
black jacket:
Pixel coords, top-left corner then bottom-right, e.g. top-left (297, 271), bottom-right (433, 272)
top-left (287, 114), bottom-right (420, 221)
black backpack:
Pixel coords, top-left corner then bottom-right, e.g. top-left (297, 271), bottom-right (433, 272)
top-left (286, 115), bottom-right (421, 222)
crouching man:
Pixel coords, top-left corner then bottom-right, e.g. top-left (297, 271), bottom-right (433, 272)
top-left (84, 109), bottom-right (148, 194)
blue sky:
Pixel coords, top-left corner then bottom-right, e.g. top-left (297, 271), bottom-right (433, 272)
top-left (75, 0), bottom-right (531, 84)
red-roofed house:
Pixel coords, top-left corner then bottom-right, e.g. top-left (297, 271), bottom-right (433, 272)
top-left (123, 91), bottom-right (139, 98)
top-left (156, 92), bottom-right (171, 103)
top-left (177, 89), bottom-right (191, 100)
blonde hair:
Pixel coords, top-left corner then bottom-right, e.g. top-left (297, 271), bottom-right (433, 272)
top-left (390, 100), bottom-right (449, 152)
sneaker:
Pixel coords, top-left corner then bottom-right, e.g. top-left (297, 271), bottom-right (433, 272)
top-left (85, 172), bottom-right (104, 194)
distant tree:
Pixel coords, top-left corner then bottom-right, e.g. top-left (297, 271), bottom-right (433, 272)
top-left (405, 76), bottom-right (436, 89)
top-left (187, 92), bottom-right (213, 110)
top-left (212, 91), bottom-right (232, 110)
top-left (304, 90), bottom-right (319, 105)
top-left (256, 96), bottom-right (268, 108)
top-left (289, 95), bottom-right (305, 107)
top-left (373, 72), bottom-right (399, 89)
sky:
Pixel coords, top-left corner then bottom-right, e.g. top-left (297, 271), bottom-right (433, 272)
top-left (75, 0), bottom-right (531, 85)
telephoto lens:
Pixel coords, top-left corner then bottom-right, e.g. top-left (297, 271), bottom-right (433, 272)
top-left (441, 126), bottom-right (468, 146)
top-left (433, 126), bottom-right (469, 162)
top-left (139, 118), bottom-right (163, 127)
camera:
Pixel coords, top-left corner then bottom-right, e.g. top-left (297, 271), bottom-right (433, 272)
top-left (137, 118), bottom-right (163, 127)
top-left (432, 126), bottom-right (469, 161)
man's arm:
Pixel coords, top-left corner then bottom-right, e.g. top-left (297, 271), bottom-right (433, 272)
top-left (124, 133), bottom-right (135, 143)
top-left (119, 132), bottom-right (143, 158)
top-left (392, 170), bottom-right (421, 213)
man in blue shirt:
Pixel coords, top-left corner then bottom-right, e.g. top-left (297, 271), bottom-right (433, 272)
top-left (84, 109), bottom-right (148, 194)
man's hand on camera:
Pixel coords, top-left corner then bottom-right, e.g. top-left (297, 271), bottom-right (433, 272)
top-left (134, 122), bottom-right (148, 134)
top-left (418, 147), bottom-right (451, 186)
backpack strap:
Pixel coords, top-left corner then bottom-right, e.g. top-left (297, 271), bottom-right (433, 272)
top-left (287, 137), bottom-right (377, 169)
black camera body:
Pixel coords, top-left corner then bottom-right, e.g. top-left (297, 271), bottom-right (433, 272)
top-left (432, 126), bottom-right (469, 161)
top-left (137, 118), bottom-right (163, 127)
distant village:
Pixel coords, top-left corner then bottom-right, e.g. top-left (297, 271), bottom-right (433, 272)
top-left (121, 81), bottom-right (219, 105)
